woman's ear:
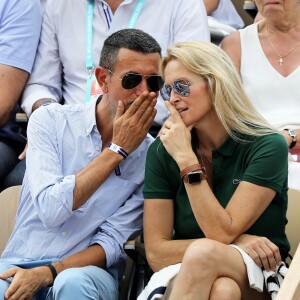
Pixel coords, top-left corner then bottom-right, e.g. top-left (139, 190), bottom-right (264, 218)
top-left (95, 67), bottom-right (109, 93)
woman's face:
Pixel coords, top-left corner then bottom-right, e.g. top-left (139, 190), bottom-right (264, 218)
top-left (163, 59), bottom-right (213, 128)
top-left (255, 0), bottom-right (300, 18)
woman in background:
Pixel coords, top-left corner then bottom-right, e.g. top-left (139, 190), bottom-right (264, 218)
top-left (221, 0), bottom-right (300, 190)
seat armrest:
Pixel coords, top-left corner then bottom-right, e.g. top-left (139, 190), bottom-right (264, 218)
top-left (124, 238), bottom-right (146, 262)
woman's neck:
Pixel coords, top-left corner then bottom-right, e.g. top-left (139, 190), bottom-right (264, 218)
top-left (264, 8), bottom-right (300, 33)
top-left (193, 113), bottom-right (229, 153)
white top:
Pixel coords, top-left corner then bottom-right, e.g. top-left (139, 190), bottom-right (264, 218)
top-left (210, 0), bottom-right (244, 30)
top-left (21, 0), bottom-right (210, 126)
top-left (240, 23), bottom-right (300, 131)
top-left (40, 0), bottom-right (47, 11)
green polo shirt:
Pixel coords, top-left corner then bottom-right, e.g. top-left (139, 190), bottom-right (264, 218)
top-left (143, 133), bottom-right (290, 259)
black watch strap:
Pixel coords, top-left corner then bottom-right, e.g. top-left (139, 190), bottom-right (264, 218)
top-left (39, 99), bottom-right (56, 107)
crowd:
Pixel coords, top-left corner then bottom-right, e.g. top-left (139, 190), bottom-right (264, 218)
top-left (0, 0), bottom-right (299, 299)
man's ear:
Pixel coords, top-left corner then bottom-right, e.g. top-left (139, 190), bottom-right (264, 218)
top-left (95, 67), bottom-right (109, 93)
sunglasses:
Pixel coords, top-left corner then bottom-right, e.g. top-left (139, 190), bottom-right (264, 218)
top-left (160, 79), bottom-right (197, 101)
top-left (107, 69), bottom-right (164, 92)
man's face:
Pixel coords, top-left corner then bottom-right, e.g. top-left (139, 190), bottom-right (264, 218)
top-left (105, 48), bottom-right (161, 112)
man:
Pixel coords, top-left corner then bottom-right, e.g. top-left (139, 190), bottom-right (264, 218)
top-left (21, 0), bottom-right (209, 128)
top-left (0, 29), bottom-right (161, 300)
top-left (0, 0), bottom-right (41, 190)
top-left (13, 0), bottom-right (209, 190)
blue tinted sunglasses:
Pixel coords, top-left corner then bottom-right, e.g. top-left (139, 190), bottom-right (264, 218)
top-left (160, 79), bottom-right (195, 101)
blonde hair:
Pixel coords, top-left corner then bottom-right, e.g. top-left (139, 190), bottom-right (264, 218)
top-left (161, 41), bottom-right (277, 142)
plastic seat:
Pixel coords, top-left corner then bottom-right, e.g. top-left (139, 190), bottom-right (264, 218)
top-left (0, 185), bottom-right (21, 254)
top-left (275, 189), bottom-right (300, 299)
top-left (286, 189), bottom-right (300, 258)
top-left (243, 0), bottom-right (257, 18)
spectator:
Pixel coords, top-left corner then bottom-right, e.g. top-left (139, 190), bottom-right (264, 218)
top-left (141, 42), bottom-right (289, 300)
top-left (209, 0), bottom-right (244, 29)
top-left (21, 0), bottom-right (210, 131)
top-left (221, 0), bottom-right (300, 190)
top-left (204, 0), bottom-right (220, 14)
top-left (40, 0), bottom-right (47, 12)
top-left (0, 29), bottom-right (161, 300)
top-left (0, 0), bottom-right (41, 191)
top-left (204, 0), bottom-right (244, 45)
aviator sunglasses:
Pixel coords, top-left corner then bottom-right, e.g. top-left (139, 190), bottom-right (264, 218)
top-left (107, 69), bottom-right (164, 92)
top-left (160, 79), bottom-right (198, 101)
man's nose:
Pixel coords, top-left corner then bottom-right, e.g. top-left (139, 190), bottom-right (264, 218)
top-left (135, 77), bottom-right (150, 95)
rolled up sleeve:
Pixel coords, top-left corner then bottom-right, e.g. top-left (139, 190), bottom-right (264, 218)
top-left (90, 184), bottom-right (144, 268)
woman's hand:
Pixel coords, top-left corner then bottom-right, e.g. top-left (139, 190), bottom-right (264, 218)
top-left (233, 234), bottom-right (282, 271)
top-left (159, 102), bottom-right (197, 169)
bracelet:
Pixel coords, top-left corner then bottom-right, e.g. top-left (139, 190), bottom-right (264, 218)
top-left (180, 163), bottom-right (204, 179)
top-left (107, 142), bottom-right (129, 159)
top-left (46, 264), bottom-right (57, 283)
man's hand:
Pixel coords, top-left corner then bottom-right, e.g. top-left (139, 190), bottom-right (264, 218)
top-left (112, 91), bottom-right (157, 154)
top-left (18, 144), bottom-right (27, 160)
top-left (234, 234), bottom-right (282, 271)
top-left (0, 266), bottom-right (52, 300)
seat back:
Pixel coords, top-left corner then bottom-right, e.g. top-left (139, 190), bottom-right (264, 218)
top-left (277, 244), bottom-right (300, 300)
top-left (286, 189), bottom-right (300, 257)
top-left (0, 185), bottom-right (21, 254)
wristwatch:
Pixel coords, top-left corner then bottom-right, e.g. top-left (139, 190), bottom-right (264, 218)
top-left (180, 163), bottom-right (207, 184)
top-left (284, 129), bottom-right (297, 149)
top-left (39, 98), bottom-right (57, 107)
top-left (182, 169), bottom-right (207, 184)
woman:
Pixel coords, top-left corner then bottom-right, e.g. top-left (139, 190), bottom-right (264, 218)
top-left (142, 42), bottom-right (289, 300)
top-left (221, 0), bottom-right (300, 190)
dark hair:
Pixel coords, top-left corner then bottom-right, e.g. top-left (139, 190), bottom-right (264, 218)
top-left (99, 29), bottom-right (162, 71)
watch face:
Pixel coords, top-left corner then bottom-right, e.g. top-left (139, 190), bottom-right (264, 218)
top-left (188, 172), bottom-right (202, 184)
top-left (289, 129), bottom-right (296, 138)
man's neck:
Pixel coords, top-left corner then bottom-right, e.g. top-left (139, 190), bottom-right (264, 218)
top-left (95, 96), bottom-right (114, 148)
top-left (105, 0), bottom-right (124, 14)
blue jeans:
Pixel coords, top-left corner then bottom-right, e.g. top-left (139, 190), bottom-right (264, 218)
top-left (0, 140), bottom-right (26, 192)
top-left (0, 261), bottom-right (118, 300)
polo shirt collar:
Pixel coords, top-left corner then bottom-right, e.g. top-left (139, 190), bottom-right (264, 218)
top-left (213, 136), bottom-right (238, 157)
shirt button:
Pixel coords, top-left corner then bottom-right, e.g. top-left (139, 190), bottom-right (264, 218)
top-left (95, 146), bottom-right (100, 151)
top-left (62, 232), bottom-right (67, 237)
